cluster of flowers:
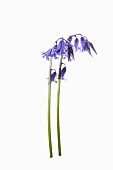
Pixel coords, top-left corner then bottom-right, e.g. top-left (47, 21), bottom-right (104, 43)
top-left (42, 33), bottom-right (97, 82)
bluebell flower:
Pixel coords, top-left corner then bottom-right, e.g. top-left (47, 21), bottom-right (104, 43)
top-left (42, 48), bottom-right (52, 61)
top-left (74, 38), bottom-right (79, 51)
top-left (56, 39), bottom-right (67, 56)
top-left (84, 40), bottom-right (92, 56)
top-left (83, 39), bottom-right (97, 56)
top-left (51, 45), bottom-right (59, 59)
top-left (80, 36), bottom-right (86, 52)
top-left (89, 42), bottom-right (97, 55)
top-left (60, 63), bottom-right (66, 80)
top-left (51, 69), bottom-right (57, 83)
top-left (42, 44), bottom-right (59, 60)
top-left (67, 43), bottom-right (74, 61)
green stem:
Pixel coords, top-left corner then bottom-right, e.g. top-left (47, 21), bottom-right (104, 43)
top-left (48, 59), bottom-right (53, 158)
top-left (57, 57), bottom-right (63, 156)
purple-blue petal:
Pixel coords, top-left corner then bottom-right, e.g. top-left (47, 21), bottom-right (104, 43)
top-left (51, 71), bottom-right (57, 82)
top-left (41, 48), bottom-right (52, 60)
top-left (85, 41), bottom-right (92, 56)
top-left (56, 40), bottom-right (62, 53)
top-left (67, 44), bottom-right (74, 61)
top-left (89, 42), bottom-right (97, 54)
top-left (74, 38), bottom-right (79, 50)
top-left (61, 66), bottom-right (66, 79)
top-left (80, 36), bottom-right (86, 51)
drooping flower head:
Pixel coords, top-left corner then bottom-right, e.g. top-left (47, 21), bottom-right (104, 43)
top-left (42, 44), bottom-right (58, 61)
top-left (42, 34), bottom-right (97, 62)
top-left (42, 34), bottom-right (97, 83)
top-left (42, 37), bottom-right (75, 61)
top-left (68, 33), bottom-right (97, 56)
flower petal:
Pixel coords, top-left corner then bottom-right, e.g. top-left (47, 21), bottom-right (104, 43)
top-left (89, 42), bottom-right (97, 54)
top-left (41, 48), bottom-right (52, 60)
top-left (85, 41), bottom-right (92, 56)
top-left (80, 36), bottom-right (86, 51)
top-left (61, 66), bottom-right (66, 79)
top-left (67, 45), bottom-right (74, 61)
top-left (74, 38), bottom-right (79, 51)
top-left (51, 71), bottom-right (57, 82)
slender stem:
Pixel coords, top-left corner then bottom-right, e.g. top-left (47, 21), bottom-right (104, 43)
top-left (57, 57), bottom-right (63, 156)
top-left (48, 59), bottom-right (53, 158)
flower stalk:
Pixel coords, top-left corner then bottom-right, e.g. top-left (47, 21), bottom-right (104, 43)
top-left (57, 56), bottom-right (63, 156)
top-left (48, 59), bottom-right (53, 158)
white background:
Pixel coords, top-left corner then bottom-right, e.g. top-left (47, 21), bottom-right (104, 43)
top-left (0, 0), bottom-right (113, 169)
